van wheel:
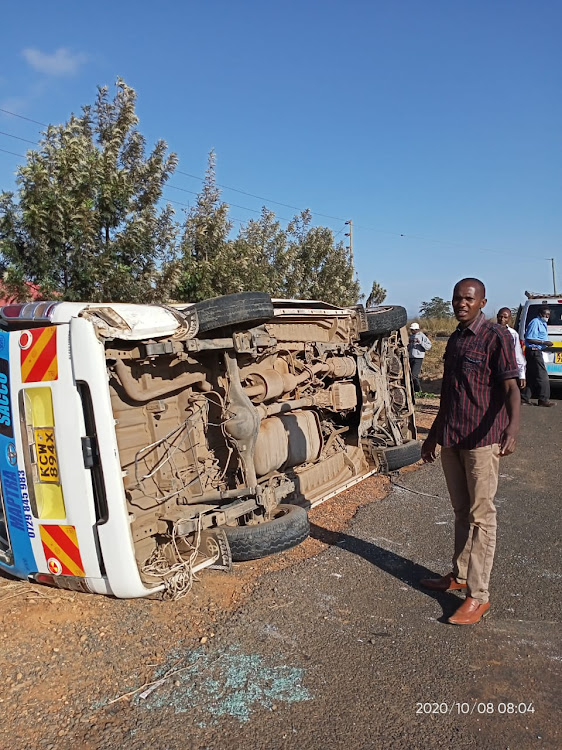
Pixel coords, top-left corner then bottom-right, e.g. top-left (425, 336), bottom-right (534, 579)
top-left (223, 504), bottom-right (309, 561)
top-left (195, 292), bottom-right (274, 334)
top-left (363, 306), bottom-right (408, 336)
top-left (381, 440), bottom-right (421, 471)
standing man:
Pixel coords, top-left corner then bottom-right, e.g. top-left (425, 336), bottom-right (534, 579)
top-left (408, 322), bottom-right (432, 393)
top-left (420, 279), bottom-right (520, 625)
top-left (521, 307), bottom-right (555, 407)
top-left (496, 307), bottom-right (526, 393)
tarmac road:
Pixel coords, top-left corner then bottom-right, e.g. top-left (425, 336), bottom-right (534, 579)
top-left (98, 394), bottom-right (561, 750)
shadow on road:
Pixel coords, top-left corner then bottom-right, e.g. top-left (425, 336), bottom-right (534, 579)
top-left (549, 380), bottom-right (562, 400)
top-left (309, 522), bottom-right (461, 623)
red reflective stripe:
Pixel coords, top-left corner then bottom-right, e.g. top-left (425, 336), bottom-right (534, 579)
top-left (40, 525), bottom-right (84, 576)
top-left (21, 327), bottom-right (58, 382)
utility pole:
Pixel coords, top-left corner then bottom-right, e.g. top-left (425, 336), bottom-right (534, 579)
top-left (550, 257), bottom-right (558, 294)
top-left (345, 220), bottom-right (353, 266)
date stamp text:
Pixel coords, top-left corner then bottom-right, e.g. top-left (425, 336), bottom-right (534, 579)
top-left (416, 702), bottom-right (535, 716)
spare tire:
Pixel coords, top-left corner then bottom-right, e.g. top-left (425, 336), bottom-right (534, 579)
top-left (223, 504), bottom-right (309, 561)
top-left (380, 440), bottom-right (421, 472)
top-left (195, 292), bottom-right (274, 334)
top-left (364, 305), bottom-right (408, 336)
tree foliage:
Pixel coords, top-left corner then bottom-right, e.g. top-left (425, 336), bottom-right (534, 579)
top-left (281, 210), bottom-right (359, 305)
top-left (175, 151), bottom-right (233, 302)
top-left (0, 79), bottom-right (377, 308)
top-left (175, 163), bottom-right (361, 307)
top-left (366, 280), bottom-right (387, 307)
top-left (0, 79), bottom-right (179, 302)
top-left (419, 296), bottom-right (453, 318)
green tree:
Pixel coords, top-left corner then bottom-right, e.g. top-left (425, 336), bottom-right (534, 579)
top-left (226, 207), bottom-right (288, 294)
top-left (0, 78), bottom-right (179, 302)
top-left (419, 296), bottom-right (453, 318)
top-left (175, 151), bottom-right (233, 301)
top-left (282, 210), bottom-right (360, 305)
top-left (366, 280), bottom-right (387, 307)
top-left (175, 172), bottom-right (360, 306)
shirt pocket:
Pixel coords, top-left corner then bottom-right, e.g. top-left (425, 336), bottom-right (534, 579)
top-left (461, 349), bottom-right (486, 373)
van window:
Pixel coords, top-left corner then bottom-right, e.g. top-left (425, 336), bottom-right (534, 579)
top-left (525, 304), bottom-right (562, 327)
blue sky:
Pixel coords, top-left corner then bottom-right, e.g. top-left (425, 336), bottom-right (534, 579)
top-left (0, 0), bottom-right (560, 315)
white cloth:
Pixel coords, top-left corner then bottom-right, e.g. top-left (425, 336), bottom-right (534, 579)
top-left (507, 325), bottom-right (526, 379)
top-left (408, 331), bottom-right (432, 358)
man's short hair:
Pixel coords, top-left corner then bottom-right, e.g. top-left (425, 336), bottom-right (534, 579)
top-left (538, 306), bottom-right (550, 316)
top-left (498, 307), bottom-right (511, 316)
top-left (454, 278), bottom-right (486, 298)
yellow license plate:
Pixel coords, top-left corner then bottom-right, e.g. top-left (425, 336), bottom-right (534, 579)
top-left (35, 427), bottom-right (60, 483)
top-left (555, 353), bottom-right (562, 364)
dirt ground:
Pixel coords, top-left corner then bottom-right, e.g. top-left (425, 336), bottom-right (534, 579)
top-left (0, 403), bottom-right (437, 750)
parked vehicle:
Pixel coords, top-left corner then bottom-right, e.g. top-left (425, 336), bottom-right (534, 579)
top-left (514, 292), bottom-right (562, 379)
top-left (0, 293), bottom-right (419, 599)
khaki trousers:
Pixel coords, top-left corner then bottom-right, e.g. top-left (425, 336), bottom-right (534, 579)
top-left (440, 444), bottom-right (500, 603)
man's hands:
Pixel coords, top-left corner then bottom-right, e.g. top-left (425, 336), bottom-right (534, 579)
top-left (421, 437), bottom-right (438, 463)
top-left (423, 432), bottom-right (516, 458)
top-left (500, 426), bottom-right (517, 456)
top-left (518, 378), bottom-right (526, 389)
top-left (501, 378), bottom-right (520, 456)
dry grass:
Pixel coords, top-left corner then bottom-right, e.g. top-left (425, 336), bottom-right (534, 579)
top-left (418, 339), bottom-right (445, 393)
top-left (407, 316), bottom-right (453, 393)
top-left (408, 316), bottom-right (457, 337)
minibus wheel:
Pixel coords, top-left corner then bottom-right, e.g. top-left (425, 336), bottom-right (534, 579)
top-left (223, 504), bottom-right (309, 562)
top-left (194, 292), bottom-right (274, 334)
top-left (362, 305), bottom-right (408, 336)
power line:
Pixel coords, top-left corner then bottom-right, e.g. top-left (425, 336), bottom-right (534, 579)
top-left (0, 147), bottom-right (26, 159)
top-left (0, 109), bottom-right (342, 222)
top-left (0, 135), bottom-right (463, 248)
top-left (0, 107), bottom-right (555, 262)
top-left (0, 142), bottom-right (297, 229)
top-left (172, 169), bottom-right (544, 258)
top-left (0, 108), bottom-right (47, 127)
top-left (166, 194), bottom-right (348, 237)
top-left (166, 184), bottom-right (292, 222)
top-left (0, 130), bottom-right (37, 146)
top-left (0, 107), bottom-right (405, 235)
top-left (176, 168), bottom-right (346, 222)
top-left (164, 196), bottom-right (249, 227)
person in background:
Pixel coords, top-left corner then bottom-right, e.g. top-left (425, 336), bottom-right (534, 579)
top-left (496, 307), bottom-right (526, 396)
top-left (522, 306), bottom-right (555, 407)
top-left (408, 322), bottom-right (432, 393)
top-left (421, 278), bottom-right (520, 626)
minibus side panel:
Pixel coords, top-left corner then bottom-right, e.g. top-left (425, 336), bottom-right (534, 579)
top-left (69, 318), bottom-right (164, 598)
top-left (0, 330), bottom-right (37, 578)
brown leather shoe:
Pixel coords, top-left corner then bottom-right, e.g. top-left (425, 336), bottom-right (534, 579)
top-left (419, 573), bottom-right (467, 592)
top-left (448, 597), bottom-right (490, 625)
top-left (538, 400), bottom-right (556, 407)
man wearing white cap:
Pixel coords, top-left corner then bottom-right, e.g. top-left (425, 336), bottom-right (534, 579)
top-left (408, 322), bottom-right (432, 393)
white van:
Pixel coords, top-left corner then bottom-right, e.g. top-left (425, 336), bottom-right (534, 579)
top-left (0, 293), bottom-right (419, 599)
top-left (515, 292), bottom-right (562, 379)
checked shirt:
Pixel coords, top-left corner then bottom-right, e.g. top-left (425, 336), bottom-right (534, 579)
top-left (435, 313), bottom-right (518, 449)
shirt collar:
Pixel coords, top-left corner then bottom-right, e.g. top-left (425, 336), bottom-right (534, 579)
top-left (456, 311), bottom-right (485, 335)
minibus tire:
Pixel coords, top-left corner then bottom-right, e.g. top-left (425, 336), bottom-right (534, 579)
top-left (195, 292), bottom-right (274, 333)
top-left (223, 504), bottom-right (309, 561)
top-left (363, 305), bottom-right (408, 336)
top-left (382, 440), bottom-right (422, 472)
